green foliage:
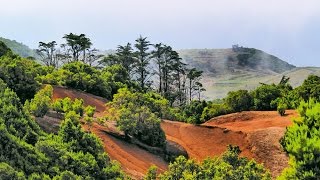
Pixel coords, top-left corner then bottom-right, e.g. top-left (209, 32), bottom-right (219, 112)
top-left (159, 145), bottom-right (271, 179)
top-left (62, 62), bottom-right (110, 97)
top-left (0, 79), bottom-right (42, 142)
top-left (144, 165), bottom-right (158, 180)
top-left (0, 162), bottom-right (25, 180)
top-left (72, 98), bottom-right (84, 116)
top-left (275, 98), bottom-right (287, 116)
top-left (0, 81), bottom-right (124, 179)
top-left (280, 99), bottom-right (320, 179)
top-left (85, 105), bottom-right (96, 118)
top-left (0, 41), bottom-right (12, 57)
top-left (180, 100), bottom-right (208, 124)
top-left (28, 85), bottom-right (53, 117)
top-left (106, 88), bottom-right (166, 147)
top-left (252, 84), bottom-right (281, 110)
top-left (201, 103), bottom-right (232, 122)
top-left (225, 90), bottom-right (253, 112)
top-left (52, 98), bottom-right (84, 116)
top-left (0, 55), bottom-right (41, 102)
top-left (296, 75), bottom-right (320, 102)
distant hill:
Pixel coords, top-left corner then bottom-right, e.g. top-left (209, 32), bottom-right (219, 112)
top-left (178, 47), bottom-right (295, 76)
top-left (177, 48), bottom-right (320, 100)
top-left (0, 37), bottom-right (38, 58)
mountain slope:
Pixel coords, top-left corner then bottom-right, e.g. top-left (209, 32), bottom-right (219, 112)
top-left (177, 48), bottom-right (320, 100)
top-left (178, 47), bottom-right (295, 76)
top-left (0, 37), bottom-right (38, 58)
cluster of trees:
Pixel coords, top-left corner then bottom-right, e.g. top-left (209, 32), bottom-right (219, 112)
top-left (36, 33), bottom-right (101, 67)
top-left (145, 145), bottom-right (271, 179)
top-left (0, 79), bottom-right (125, 179)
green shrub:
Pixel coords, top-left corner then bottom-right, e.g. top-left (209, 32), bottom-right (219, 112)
top-left (280, 99), bottom-right (320, 179)
top-left (106, 88), bottom-right (166, 147)
top-left (72, 99), bottom-right (84, 116)
top-left (225, 90), bottom-right (253, 112)
top-left (201, 103), bottom-right (231, 122)
top-left (159, 145), bottom-right (271, 179)
top-left (252, 84), bottom-right (281, 110)
top-left (85, 105), bottom-right (96, 118)
top-left (29, 85), bottom-right (53, 117)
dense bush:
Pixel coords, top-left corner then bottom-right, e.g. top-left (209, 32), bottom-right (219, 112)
top-left (296, 75), bottom-right (320, 102)
top-left (252, 84), bottom-right (281, 110)
top-left (201, 103), bottom-right (232, 122)
top-left (225, 90), bottom-right (253, 112)
top-left (180, 100), bottom-right (208, 124)
top-left (0, 55), bottom-right (41, 102)
top-left (52, 97), bottom-right (85, 116)
top-left (280, 99), bottom-right (320, 179)
top-left (106, 88), bottom-right (166, 147)
top-left (158, 145), bottom-right (271, 179)
top-left (27, 85), bottom-right (53, 117)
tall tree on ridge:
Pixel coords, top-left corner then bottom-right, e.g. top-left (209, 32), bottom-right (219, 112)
top-left (134, 36), bottom-right (151, 90)
top-left (36, 41), bottom-right (58, 67)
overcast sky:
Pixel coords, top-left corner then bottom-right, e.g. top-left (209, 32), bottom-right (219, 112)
top-left (1, 0), bottom-right (320, 66)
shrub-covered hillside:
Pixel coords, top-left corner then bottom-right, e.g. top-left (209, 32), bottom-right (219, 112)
top-left (0, 37), bottom-right (38, 58)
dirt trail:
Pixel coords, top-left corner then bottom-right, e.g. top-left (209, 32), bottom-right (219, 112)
top-left (52, 86), bottom-right (298, 178)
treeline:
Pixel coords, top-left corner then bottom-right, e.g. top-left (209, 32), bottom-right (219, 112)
top-left (36, 33), bottom-right (205, 106)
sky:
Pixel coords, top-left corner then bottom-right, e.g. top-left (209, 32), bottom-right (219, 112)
top-left (1, 0), bottom-right (320, 66)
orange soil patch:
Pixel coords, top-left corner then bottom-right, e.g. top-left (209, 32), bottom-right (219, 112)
top-left (84, 123), bottom-right (168, 179)
top-left (203, 110), bottom-right (296, 132)
top-left (52, 86), bottom-right (298, 178)
top-left (161, 120), bottom-right (253, 160)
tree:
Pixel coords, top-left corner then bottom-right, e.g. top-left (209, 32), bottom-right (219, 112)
top-left (0, 56), bottom-right (41, 102)
top-left (225, 90), bottom-right (253, 112)
top-left (134, 36), bottom-right (151, 90)
top-left (252, 84), bottom-right (281, 110)
top-left (186, 68), bottom-right (203, 102)
top-left (36, 41), bottom-right (58, 67)
top-left (63, 33), bottom-right (92, 62)
top-left (106, 88), bottom-right (166, 147)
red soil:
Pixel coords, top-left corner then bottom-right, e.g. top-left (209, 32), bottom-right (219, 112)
top-left (84, 123), bottom-right (168, 179)
top-left (52, 86), bottom-right (298, 178)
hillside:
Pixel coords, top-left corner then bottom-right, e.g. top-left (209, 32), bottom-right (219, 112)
top-left (43, 86), bottom-right (296, 178)
top-left (177, 48), bottom-right (320, 99)
top-left (0, 37), bottom-right (38, 58)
